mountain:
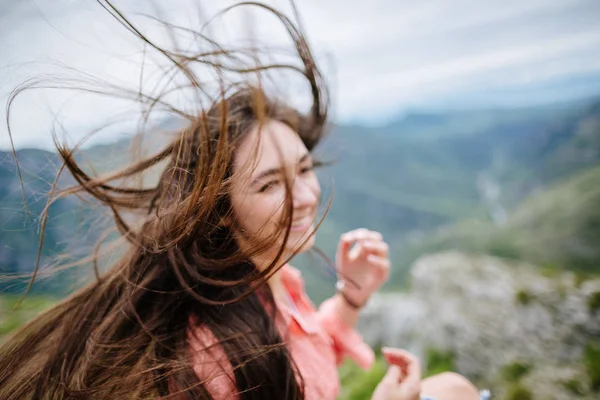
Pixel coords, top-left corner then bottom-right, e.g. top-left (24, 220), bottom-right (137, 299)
top-left (1, 96), bottom-right (599, 296)
top-left (0, 150), bottom-right (74, 293)
top-left (300, 97), bottom-right (600, 293)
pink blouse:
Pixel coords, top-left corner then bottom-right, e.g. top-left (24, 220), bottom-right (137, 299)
top-left (187, 265), bottom-right (375, 399)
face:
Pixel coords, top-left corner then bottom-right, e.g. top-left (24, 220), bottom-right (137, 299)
top-left (230, 119), bottom-right (321, 261)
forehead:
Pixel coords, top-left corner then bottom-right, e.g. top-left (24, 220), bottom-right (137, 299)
top-left (234, 119), bottom-right (307, 175)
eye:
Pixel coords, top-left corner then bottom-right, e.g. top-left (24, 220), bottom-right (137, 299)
top-left (300, 164), bottom-right (314, 174)
top-left (258, 180), bottom-right (279, 193)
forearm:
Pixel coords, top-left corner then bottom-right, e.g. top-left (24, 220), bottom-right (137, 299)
top-left (328, 292), bottom-right (361, 328)
top-left (317, 292), bottom-right (375, 370)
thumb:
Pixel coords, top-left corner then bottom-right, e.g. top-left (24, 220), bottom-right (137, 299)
top-left (381, 365), bottom-right (402, 386)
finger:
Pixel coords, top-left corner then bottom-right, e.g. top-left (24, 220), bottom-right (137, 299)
top-left (398, 378), bottom-right (422, 400)
top-left (382, 348), bottom-right (420, 376)
top-left (383, 349), bottom-right (422, 399)
top-left (384, 349), bottom-right (421, 387)
top-left (361, 240), bottom-right (389, 257)
top-left (401, 358), bottom-right (421, 387)
top-left (366, 255), bottom-right (390, 279)
top-left (341, 231), bottom-right (384, 263)
top-left (382, 347), bottom-right (418, 366)
top-left (342, 229), bottom-right (382, 244)
top-left (336, 235), bottom-right (352, 267)
top-left (380, 365), bottom-right (402, 386)
top-left (366, 254), bottom-right (390, 266)
top-left (398, 365), bottom-right (422, 398)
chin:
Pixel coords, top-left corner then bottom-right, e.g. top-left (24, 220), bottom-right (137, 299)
top-left (288, 229), bottom-right (316, 255)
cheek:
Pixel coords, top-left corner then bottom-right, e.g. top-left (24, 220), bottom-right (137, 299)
top-left (231, 191), bottom-right (286, 234)
top-left (308, 175), bottom-right (321, 201)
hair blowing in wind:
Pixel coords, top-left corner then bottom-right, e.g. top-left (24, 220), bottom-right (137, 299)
top-left (0, 1), bottom-right (331, 398)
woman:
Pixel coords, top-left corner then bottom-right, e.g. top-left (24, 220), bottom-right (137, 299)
top-left (0, 2), bottom-right (484, 399)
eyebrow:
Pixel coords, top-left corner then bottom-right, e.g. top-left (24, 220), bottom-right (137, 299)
top-left (251, 153), bottom-right (310, 186)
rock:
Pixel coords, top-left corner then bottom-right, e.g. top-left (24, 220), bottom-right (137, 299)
top-left (357, 251), bottom-right (600, 398)
top-left (357, 293), bottom-right (427, 359)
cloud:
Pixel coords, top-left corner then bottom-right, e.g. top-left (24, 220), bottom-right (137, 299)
top-left (1, 0), bottom-right (599, 149)
top-left (336, 28), bottom-right (600, 119)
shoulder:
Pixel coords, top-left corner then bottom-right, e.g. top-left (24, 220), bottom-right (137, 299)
top-left (187, 322), bottom-right (229, 367)
top-left (187, 323), bottom-right (238, 399)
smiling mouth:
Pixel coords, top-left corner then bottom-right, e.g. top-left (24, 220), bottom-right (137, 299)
top-left (290, 216), bottom-right (313, 231)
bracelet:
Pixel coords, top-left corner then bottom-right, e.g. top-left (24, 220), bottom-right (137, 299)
top-left (335, 280), bottom-right (367, 310)
top-left (339, 291), bottom-right (365, 310)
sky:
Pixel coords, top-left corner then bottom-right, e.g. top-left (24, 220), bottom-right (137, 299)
top-left (1, 0), bottom-right (600, 150)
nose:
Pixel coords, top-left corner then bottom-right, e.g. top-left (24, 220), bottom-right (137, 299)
top-left (291, 178), bottom-right (318, 210)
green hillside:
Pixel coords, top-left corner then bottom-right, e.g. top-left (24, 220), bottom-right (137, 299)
top-left (396, 165), bottom-right (600, 282)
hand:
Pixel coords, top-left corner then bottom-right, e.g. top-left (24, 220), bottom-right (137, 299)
top-left (336, 228), bottom-right (390, 305)
top-left (371, 348), bottom-right (422, 400)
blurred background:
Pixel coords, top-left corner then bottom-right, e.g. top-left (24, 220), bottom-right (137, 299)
top-left (1, 1), bottom-right (600, 399)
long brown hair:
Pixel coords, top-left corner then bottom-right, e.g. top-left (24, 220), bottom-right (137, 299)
top-left (0, 1), bottom-right (330, 398)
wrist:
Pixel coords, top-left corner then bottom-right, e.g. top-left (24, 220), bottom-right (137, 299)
top-left (331, 292), bottom-right (360, 327)
top-left (336, 280), bottom-right (369, 310)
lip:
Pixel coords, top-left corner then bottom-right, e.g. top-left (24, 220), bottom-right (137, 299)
top-left (290, 216), bottom-right (313, 232)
